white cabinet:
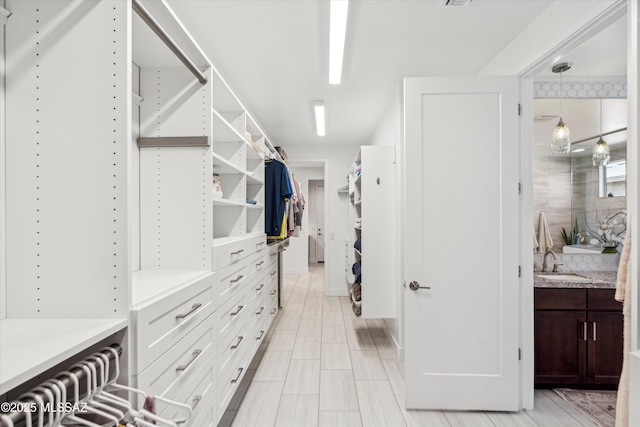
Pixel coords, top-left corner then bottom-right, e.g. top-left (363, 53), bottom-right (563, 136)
top-left (347, 146), bottom-right (397, 318)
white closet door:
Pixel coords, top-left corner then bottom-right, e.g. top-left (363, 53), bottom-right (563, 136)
top-left (403, 76), bottom-right (520, 411)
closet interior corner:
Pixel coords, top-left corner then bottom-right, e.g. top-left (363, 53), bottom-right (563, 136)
top-left (1, 0), bottom-right (293, 425)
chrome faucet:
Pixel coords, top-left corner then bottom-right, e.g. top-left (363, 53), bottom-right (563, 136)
top-left (542, 250), bottom-right (563, 273)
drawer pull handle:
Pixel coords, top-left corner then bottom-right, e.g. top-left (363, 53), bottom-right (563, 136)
top-left (592, 322), bottom-right (597, 341)
top-left (192, 395), bottom-right (203, 409)
top-left (257, 242), bottom-right (265, 247)
top-left (256, 284), bottom-right (264, 291)
top-left (231, 249), bottom-right (245, 256)
top-left (176, 349), bottom-right (202, 372)
top-left (230, 275), bottom-right (244, 285)
top-left (231, 367), bottom-right (244, 384)
top-left (270, 252), bottom-right (277, 257)
top-left (582, 321), bottom-right (588, 341)
top-left (256, 307), bottom-right (264, 315)
top-left (270, 271), bottom-right (277, 277)
top-left (175, 303), bottom-right (202, 320)
top-left (270, 308), bottom-right (277, 315)
top-left (231, 305), bottom-right (244, 316)
top-left (256, 261), bottom-right (265, 267)
top-left (256, 330), bottom-right (265, 340)
top-left (231, 336), bottom-right (244, 349)
top-left (278, 247), bottom-right (285, 253)
top-left (270, 290), bottom-right (277, 296)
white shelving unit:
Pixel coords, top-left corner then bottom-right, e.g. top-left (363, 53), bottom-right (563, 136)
top-left (1, 1), bottom-right (281, 424)
top-left (346, 146), bottom-right (397, 318)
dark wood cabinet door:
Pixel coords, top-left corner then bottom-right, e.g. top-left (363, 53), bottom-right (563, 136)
top-left (587, 311), bottom-right (624, 385)
top-left (534, 310), bottom-right (587, 385)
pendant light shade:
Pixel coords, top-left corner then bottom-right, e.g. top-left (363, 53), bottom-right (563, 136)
top-left (551, 62), bottom-right (571, 154)
top-left (592, 136), bottom-right (610, 166)
top-left (551, 117), bottom-right (570, 154)
top-left (593, 98), bottom-right (610, 167)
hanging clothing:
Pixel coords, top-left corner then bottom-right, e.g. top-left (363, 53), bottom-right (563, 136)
top-left (265, 160), bottom-right (293, 237)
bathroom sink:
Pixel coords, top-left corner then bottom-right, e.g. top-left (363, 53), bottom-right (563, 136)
top-left (537, 273), bottom-right (593, 282)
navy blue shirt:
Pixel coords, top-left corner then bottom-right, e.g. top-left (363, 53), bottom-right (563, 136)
top-left (265, 160), bottom-right (292, 236)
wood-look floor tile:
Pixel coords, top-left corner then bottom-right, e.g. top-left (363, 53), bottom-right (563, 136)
top-left (346, 328), bottom-right (376, 350)
top-left (275, 395), bottom-right (319, 427)
top-left (284, 302), bottom-right (305, 316)
top-left (302, 306), bottom-right (323, 320)
top-left (287, 293), bottom-right (307, 305)
top-left (275, 314), bottom-right (301, 331)
top-left (322, 310), bottom-right (344, 325)
top-left (231, 381), bottom-right (284, 427)
top-left (343, 314), bottom-right (369, 330)
top-left (267, 329), bottom-right (297, 351)
top-left (444, 411), bottom-right (495, 426)
top-left (283, 359), bottom-right (321, 394)
top-left (292, 335), bottom-right (322, 360)
top-left (318, 411), bottom-right (363, 427)
top-left (252, 351), bottom-right (292, 381)
top-left (321, 323), bottom-right (347, 344)
top-left (298, 318), bottom-right (322, 336)
top-left (355, 380), bottom-right (406, 426)
top-left (350, 350), bottom-right (388, 380)
top-left (319, 370), bottom-right (359, 411)
top-left (395, 395), bottom-right (450, 427)
top-left (382, 359), bottom-right (405, 395)
top-left (322, 297), bottom-right (342, 312)
top-left (320, 343), bottom-right (352, 370)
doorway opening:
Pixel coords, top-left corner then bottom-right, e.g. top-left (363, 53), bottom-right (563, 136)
top-left (308, 179), bottom-right (325, 265)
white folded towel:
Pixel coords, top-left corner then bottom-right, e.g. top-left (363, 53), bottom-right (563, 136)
top-left (536, 211), bottom-right (553, 253)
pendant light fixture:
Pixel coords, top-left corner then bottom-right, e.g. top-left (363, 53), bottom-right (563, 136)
top-left (550, 62), bottom-right (571, 154)
top-left (592, 98), bottom-right (610, 167)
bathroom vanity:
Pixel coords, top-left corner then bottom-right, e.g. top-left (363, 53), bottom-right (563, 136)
top-left (534, 272), bottom-right (623, 387)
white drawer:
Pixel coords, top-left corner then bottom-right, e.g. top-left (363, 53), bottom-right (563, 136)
top-left (214, 349), bottom-right (251, 419)
top-left (131, 273), bottom-right (214, 373)
top-left (157, 350), bottom-right (215, 426)
top-left (212, 235), bottom-right (266, 271)
top-left (136, 317), bottom-right (214, 399)
top-left (213, 286), bottom-right (249, 348)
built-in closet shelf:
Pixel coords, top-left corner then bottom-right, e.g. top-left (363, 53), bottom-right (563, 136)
top-left (354, 175), bottom-right (361, 185)
top-left (0, 318), bottom-right (127, 394)
top-left (213, 198), bottom-right (246, 208)
top-left (132, 270), bottom-right (211, 307)
top-left (337, 184), bottom-right (349, 194)
top-left (246, 173), bottom-right (264, 185)
top-left (246, 203), bottom-right (265, 210)
top-left (355, 248), bottom-right (362, 257)
top-left (212, 152), bottom-right (246, 175)
top-left (212, 108), bottom-right (246, 141)
top-left (354, 199), bottom-right (362, 206)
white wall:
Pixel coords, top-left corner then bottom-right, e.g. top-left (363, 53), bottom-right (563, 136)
top-left (283, 166), bottom-right (324, 274)
top-left (284, 144), bottom-right (360, 296)
top-left (307, 179), bottom-right (323, 264)
top-left (0, 0), bottom-right (6, 320)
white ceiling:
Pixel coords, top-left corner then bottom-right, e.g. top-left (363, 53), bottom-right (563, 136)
top-left (150, 0), bottom-right (627, 148)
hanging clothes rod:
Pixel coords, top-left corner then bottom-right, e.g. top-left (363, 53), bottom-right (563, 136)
top-left (0, 344), bottom-right (123, 427)
top-left (571, 127), bottom-right (627, 145)
top-left (132, 0), bottom-right (208, 84)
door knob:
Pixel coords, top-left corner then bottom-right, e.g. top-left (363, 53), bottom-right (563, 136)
top-left (409, 281), bottom-right (430, 291)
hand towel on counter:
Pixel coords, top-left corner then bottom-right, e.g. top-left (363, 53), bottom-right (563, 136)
top-left (615, 223), bottom-right (631, 427)
top-left (536, 211), bottom-right (553, 253)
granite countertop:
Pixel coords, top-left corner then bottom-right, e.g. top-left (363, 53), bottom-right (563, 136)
top-left (534, 270), bottom-right (617, 289)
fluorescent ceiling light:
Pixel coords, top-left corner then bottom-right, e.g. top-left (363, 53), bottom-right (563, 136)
top-left (314, 102), bottom-right (326, 136)
top-left (572, 148), bottom-right (585, 153)
top-left (329, 0), bottom-right (349, 84)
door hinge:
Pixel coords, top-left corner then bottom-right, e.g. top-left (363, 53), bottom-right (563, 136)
top-left (518, 348), bottom-right (522, 360)
top-left (518, 104), bottom-right (521, 116)
top-left (518, 182), bottom-right (522, 195)
top-left (518, 265), bottom-right (522, 278)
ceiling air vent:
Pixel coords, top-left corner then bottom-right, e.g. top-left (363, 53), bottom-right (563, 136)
top-left (442, 0), bottom-right (473, 6)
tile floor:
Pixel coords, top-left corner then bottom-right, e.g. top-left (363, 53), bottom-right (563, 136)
top-left (229, 265), bottom-right (599, 427)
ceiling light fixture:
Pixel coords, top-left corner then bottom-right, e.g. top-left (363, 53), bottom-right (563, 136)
top-left (550, 62), bottom-right (571, 154)
top-left (593, 98), bottom-right (610, 167)
top-left (314, 101), bottom-right (326, 136)
top-left (329, 0), bottom-right (349, 84)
